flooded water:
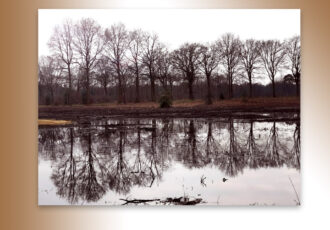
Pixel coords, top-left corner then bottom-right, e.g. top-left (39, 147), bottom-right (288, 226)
top-left (38, 116), bottom-right (300, 206)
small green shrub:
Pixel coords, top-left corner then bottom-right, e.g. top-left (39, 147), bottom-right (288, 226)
top-left (159, 94), bottom-right (172, 108)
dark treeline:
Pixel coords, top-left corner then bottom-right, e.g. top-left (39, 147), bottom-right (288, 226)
top-left (38, 18), bottom-right (301, 105)
top-left (39, 118), bottom-right (300, 204)
top-left (39, 81), bottom-right (297, 105)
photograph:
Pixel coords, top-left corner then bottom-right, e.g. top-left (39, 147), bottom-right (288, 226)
top-left (38, 9), bottom-right (301, 206)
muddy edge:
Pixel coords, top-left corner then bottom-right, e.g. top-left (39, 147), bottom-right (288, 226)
top-left (39, 105), bottom-right (300, 122)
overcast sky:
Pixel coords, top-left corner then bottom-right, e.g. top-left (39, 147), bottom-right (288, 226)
top-left (38, 9), bottom-right (300, 57)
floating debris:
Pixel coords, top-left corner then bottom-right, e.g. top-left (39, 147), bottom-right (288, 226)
top-left (119, 198), bottom-right (161, 205)
top-left (201, 175), bottom-right (207, 187)
top-left (120, 196), bottom-right (204, 206)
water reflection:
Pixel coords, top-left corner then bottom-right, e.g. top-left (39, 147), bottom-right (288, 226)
top-left (38, 117), bottom-right (300, 205)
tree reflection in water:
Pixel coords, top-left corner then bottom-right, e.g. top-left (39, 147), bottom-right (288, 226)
top-left (39, 117), bottom-right (300, 204)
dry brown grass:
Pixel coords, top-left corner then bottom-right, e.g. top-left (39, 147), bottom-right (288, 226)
top-left (38, 119), bottom-right (72, 125)
top-left (95, 102), bottom-right (159, 108)
top-left (173, 99), bottom-right (204, 107)
top-left (212, 97), bottom-right (299, 107)
top-left (174, 97), bottom-right (299, 108)
top-left (40, 102), bottom-right (159, 109)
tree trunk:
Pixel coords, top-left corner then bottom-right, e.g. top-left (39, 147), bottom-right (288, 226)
top-left (217, 79), bottom-right (222, 99)
top-left (272, 79), bottom-right (276, 97)
top-left (248, 72), bottom-right (252, 98)
top-left (188, 80), bottom-right (194, 100)
top-left (227, 75), bottom-right (230, 99)
top-left (170, 80), bottom-right (173, 99)
top-left (68, 67), bottom-right (72, 105)
top-left (150, 75), bottom-right (156, 102)
top-left (135, 73), bottom-right (140, 103)
top-left (122, 82), bottom-right (126, 104)
top-left (77, 78), bottom-right (80, 95)
top-left (86, 69), bottom-right (90, 104)
top-left (295, 73), bottom-right (300, 97)
top-left (230, 80), bottom-right (233, 99)
top-left (206, 73), bottom-right (212, 104)
top-left (103, 84), bottom-right (108, 96)
top-left (118, 76), bottom-right (123, 104)
top-left (296, 80), bottom-right (300, 97)
top-left (228, 73), bottom-right (233, 99)
top-left (163, 80), bottom-right (168, 93)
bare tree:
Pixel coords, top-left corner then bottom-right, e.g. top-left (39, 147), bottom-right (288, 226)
top-left (74, 18), bottom-right (104, 104)
top-left (216, 33), bottom-right (241, 99)
top-left (105, 23), bottom-right (129, 104)
top-left (285, 35), bottom-right (301, 96)
top-left (200, 43), bottom-right (220, 104)
top-left (48, 19), bottom-right (75, 104)
top-left (142, 33), bottom-right (161, 102)
top-left (75, 66), bottom-right (85, 96)
top-left (155, 46), bottom-right (172, 93)
top-left (171, 43), bottom-right (203, 100)
top-left (38, 56), bottom-right (62, 104)
top-left (95, 56), bottom-right (111, 96)
top-left (259, 40), bottom-right (286, 97)
top-left (128, 29), bottom-right (145, 103)
top-left (215, 73), bottom-right (226, 99)
top-left (239, 39), bottom-right (261, 97)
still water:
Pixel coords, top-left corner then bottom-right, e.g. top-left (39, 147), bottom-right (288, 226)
top-left (38, 117), bottom-right (300, 206)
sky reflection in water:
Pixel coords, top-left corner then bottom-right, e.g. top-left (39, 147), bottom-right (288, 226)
top-left (38, 117), bottom-right (300, 206)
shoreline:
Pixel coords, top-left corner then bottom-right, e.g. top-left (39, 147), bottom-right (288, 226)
top-left (39, 97), bottom-right (300, 122)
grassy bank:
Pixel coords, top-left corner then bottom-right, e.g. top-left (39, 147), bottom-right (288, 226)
top-left (39, 97), bottom-right (300, 121)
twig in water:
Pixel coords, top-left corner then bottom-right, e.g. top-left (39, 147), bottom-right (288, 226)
top-left (216, 195), bottom-right (221, 205)
top-left (288, 176), bottom-right (300, 205)
top-left (200, 175), bottom-right (206, 187)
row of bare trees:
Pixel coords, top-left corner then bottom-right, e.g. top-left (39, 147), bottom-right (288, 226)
top-left (39, 18), bottom-right (301, 105)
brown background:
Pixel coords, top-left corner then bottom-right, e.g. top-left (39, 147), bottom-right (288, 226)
top-left (1, 0), bottom-right (330, 230)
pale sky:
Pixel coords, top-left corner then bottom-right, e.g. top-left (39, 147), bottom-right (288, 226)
top-left (38, 9), bottom-right (300, 57)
